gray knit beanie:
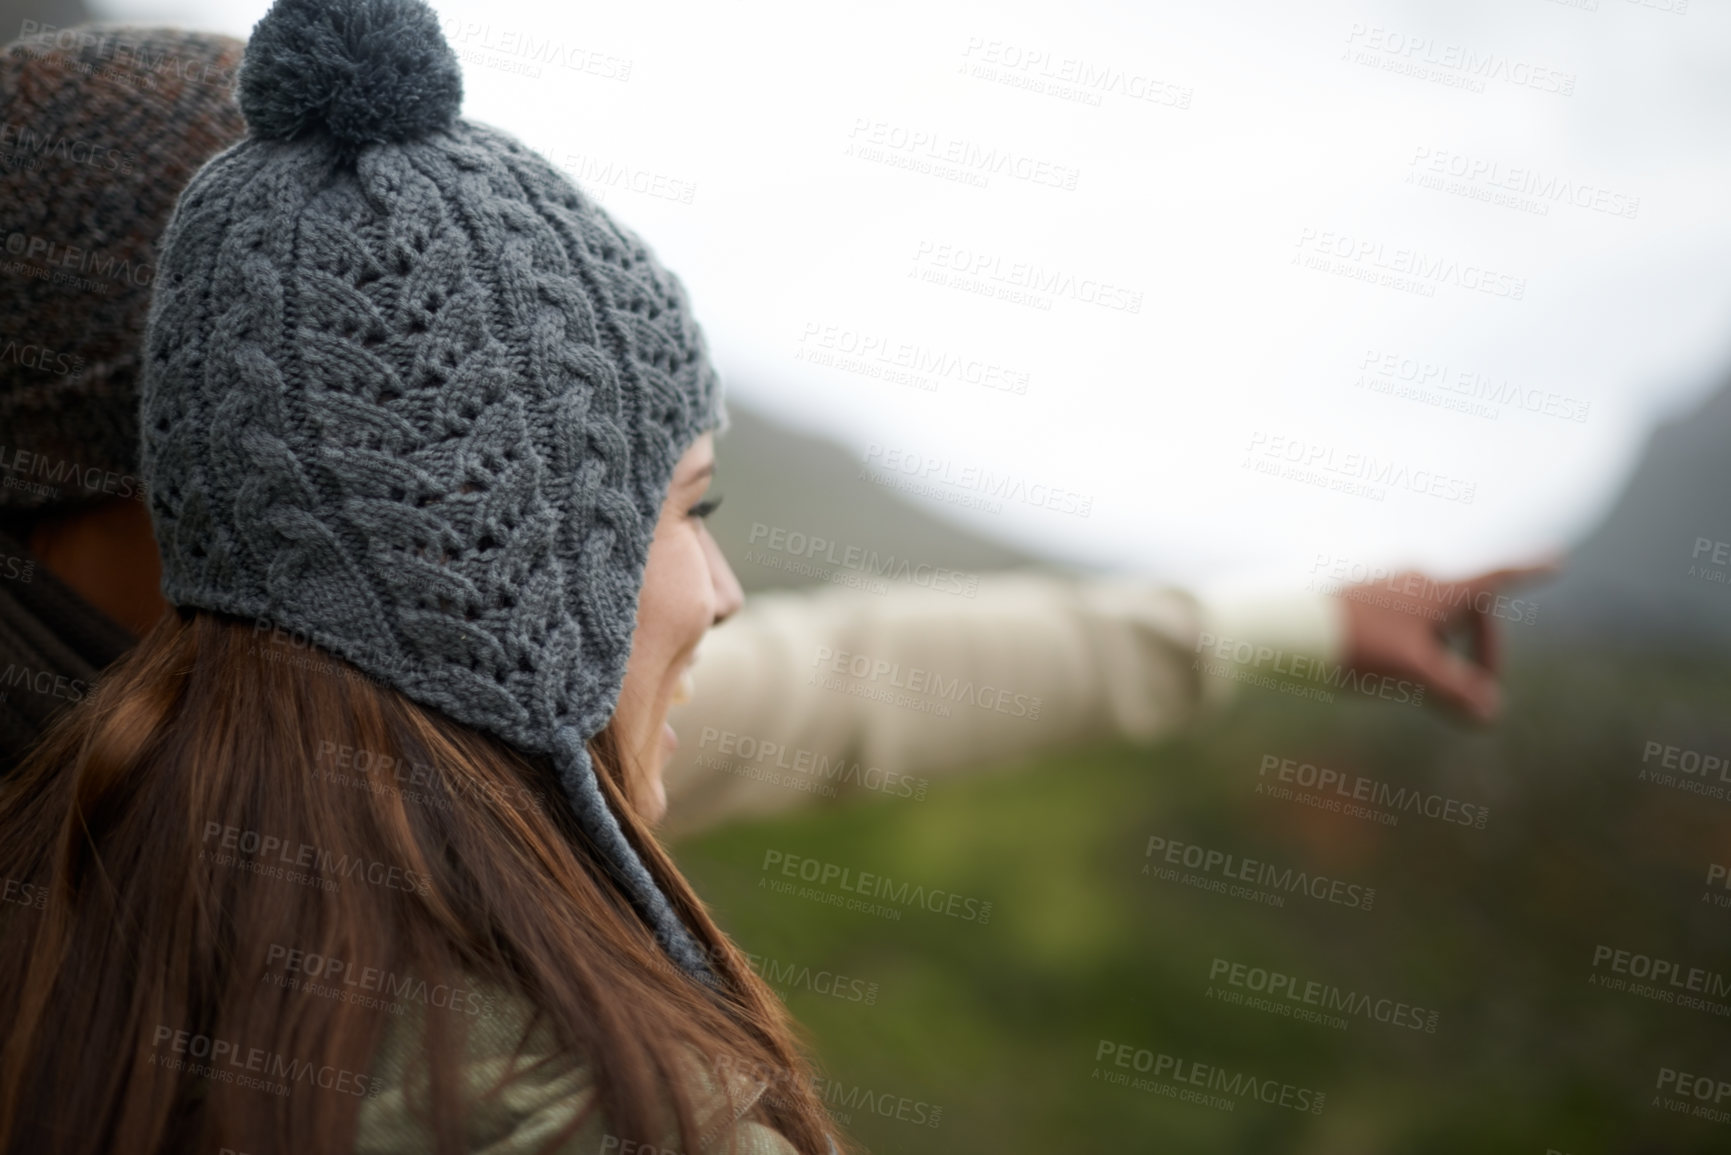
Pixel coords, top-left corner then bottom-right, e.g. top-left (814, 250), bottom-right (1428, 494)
top-left (141, 0), bottom-right (725, 980)
top-left (0, 26), bottom-right (246, 512)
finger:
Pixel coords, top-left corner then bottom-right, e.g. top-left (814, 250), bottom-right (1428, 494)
top-left (1465, 595), bottom-right (1501, 676)
top-left (1462, 557), bottom-right (1565, 592)
top-left (1454, 559), bottom-right (1560, 670)
top-left (1411, 641), bottom-right (1500, 723)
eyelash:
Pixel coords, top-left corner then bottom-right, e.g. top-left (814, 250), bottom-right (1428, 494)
top-left (688, 494), bottom-right (724, 521)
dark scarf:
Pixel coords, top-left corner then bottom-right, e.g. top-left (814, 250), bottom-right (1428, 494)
top-left (0, 524), bottom-right (134, 778)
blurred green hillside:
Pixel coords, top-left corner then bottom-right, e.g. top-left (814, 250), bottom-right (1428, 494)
top-left (674, 650), bottom-right (1731, 1154)
top-left (682, 381), bottom-right (1731, 1151)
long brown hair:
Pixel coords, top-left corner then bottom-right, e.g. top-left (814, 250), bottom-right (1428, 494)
top-left (0, 609), bottom-right (845, 1154)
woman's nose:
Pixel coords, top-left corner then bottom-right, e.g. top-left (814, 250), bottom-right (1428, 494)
top-left (703, 528), bottom-right (745, 625)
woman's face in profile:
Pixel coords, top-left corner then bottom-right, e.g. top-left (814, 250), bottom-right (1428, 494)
top-left (613, 432), bottom-right (743, 824)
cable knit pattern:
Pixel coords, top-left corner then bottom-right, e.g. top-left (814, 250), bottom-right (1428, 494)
top-left (140, 0), bottom-right (724, 981)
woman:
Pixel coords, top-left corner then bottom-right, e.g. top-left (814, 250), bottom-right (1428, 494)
top-left (0, 0), bottom-right (840, 1151)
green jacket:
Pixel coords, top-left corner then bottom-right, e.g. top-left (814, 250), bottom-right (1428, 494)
top-left (354, 980), bottom-right (802, 1155)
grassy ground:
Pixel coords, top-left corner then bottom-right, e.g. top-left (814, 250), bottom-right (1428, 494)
top-left (673, 651), bottom-right (1731, 1153)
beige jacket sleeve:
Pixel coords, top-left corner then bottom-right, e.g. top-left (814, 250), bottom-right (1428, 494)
top-left (661, 569), bottom-right (1342, 840)
top-left (357, 978), bottom-right (805, 1155)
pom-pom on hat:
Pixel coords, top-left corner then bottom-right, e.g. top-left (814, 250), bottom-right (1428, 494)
top-left (142, 0), bottom-right (725, 980)
top-left (237, 0), bottom-right (462, 148)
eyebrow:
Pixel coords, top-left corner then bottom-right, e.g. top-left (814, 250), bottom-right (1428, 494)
top-left (682, 462), bottom-right (715, 485)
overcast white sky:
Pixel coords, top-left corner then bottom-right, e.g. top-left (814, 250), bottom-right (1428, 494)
top-left (85, 0), bottom-right (1731, 590)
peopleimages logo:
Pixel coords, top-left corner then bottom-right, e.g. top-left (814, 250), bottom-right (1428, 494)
top-left (1293, 227), bottom-right (1526, 302)
top-left (760, 849), bottom-right (993, 924)
top-left (1587, 943), bottom-right (1731, 1022)
top-left (1307, 553), bottom-right (1539, 628)
top-left (1243, 430), bottom-right (1477, 506)
top-left (200, 822), bottom-right (432, 897)
top-left (1704, 863), bottom-right (1731, 910)
top-left (1342, 22), bottom-right (1576, 96)
top-left (1256, 753), bottom-right (1491, 830)
top-left (1144, 834), bottom-right (1376, 911)
top-left (810, 645), bottom-right (1042, 719)
top-left (264, 943), bottom-right (492, 1017)
top-left (313, 739), bottom-right (544, 814)
top-left (1589, 944), bottom-right (1731, 999)
top-left (748, 522), bottom-right (982, 597)
top-left (1, 876), bottom-right (47, 910)
top-left (1353, 348), bottom-right (1591, 424)
top-left (1194, 632), bottom-right (1426, 707)
top-left (0, 443), bottom-right (144, 504)
top-left (1205, 957), bottom-right (1439, 1033)
top-left (861, 442), bottom-right (1094, 517)
top-left (1407, 146), bottom-right (1639, 220)
top-left (743, 949), bottom-right (880, 1005)
top-left (2, 230), bottom-right (152, 286)
top-left (557, 150), bottom-right (695, 205)
top-left (957, 37), bottom-right (1193, 110)
top-left (16, 21), bottom-right (240, 89)
top-left (0, 121), bottom-right (135, 174)
top-left (1638, 738), bottom-right (1731, 803)
top-left (1689, 536), bottom-right (1731, 592)
top-left (0, 338), bottom-right (84, 376)
top-left (698, 726), bottom-right (930, 801)
top-left (845, 116), bottom-right (1081, 191)
top-left (726, 1053), bottom-right (946, 1131)
top-left (909, 239), bottom-right (1144, 314)
top-left (809, 1073), bottom-right (944, 1128)
top-left (148, 1024), bottom-right (382, 1099)
top-left (0, 661), bottom-right (86, 703)
top-left (1655, 1066), bottom-right (1731, 1122)
top-left (1092, 1039), bottom-right (1326, 1114)
top-left (436, 17), bottom-right (633, 80)
top-left (795, 321), bottom-right (1031, 397)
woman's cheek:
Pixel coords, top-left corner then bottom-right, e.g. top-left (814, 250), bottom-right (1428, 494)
top-left (673, 532), bottom-right (716, 645)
